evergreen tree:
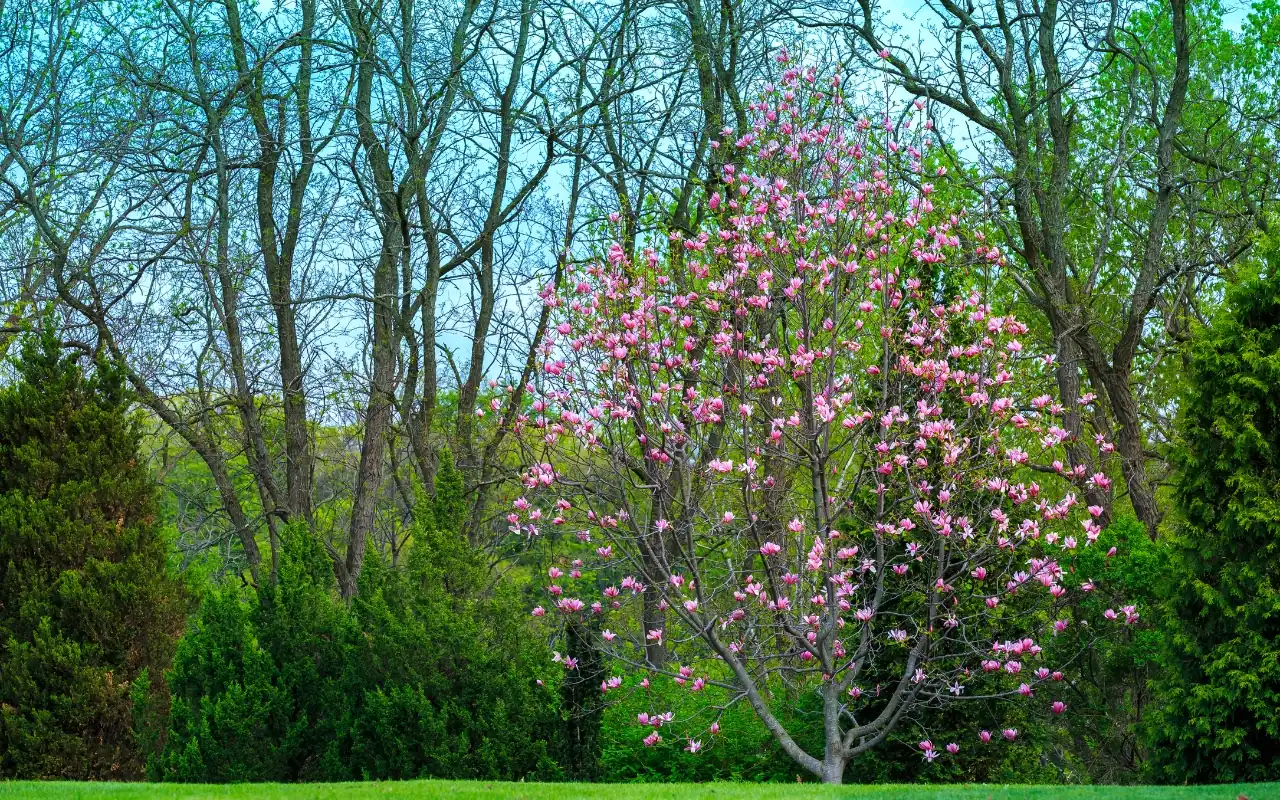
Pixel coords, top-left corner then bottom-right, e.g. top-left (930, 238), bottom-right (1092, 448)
top-left (346, 450), bottom-right (563, 780)
top-left (148, 522), bottom-right (351, 782)
top-left (0, 327), bottom-right (188, 779)
top-left (151, 450), bottom-right (563, 782)
top-left (1148, 252), bottom-right (1280, 783)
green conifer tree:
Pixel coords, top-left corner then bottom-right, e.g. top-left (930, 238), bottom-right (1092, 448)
top-left (153, 449), bottom-right (563, 782)
top-left (1148, 251), bottom-right (1280, 783)
top-left (0, 327), bottom-right (188, 778)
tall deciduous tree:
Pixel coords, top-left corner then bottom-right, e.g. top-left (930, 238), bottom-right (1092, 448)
top-left (1, 0), bottom-right (609, 596)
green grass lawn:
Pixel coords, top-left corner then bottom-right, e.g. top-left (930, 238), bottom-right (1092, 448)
top-left (0, 781), bottom-right (1276, 800)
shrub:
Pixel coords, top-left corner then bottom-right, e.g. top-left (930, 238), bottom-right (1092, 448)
top-left (148, 454), bottom-right (564, 782)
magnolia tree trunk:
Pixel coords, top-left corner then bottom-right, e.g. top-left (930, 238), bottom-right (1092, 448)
top-left (821, 689), bottom-right (847, 783)
top-left (821, 758), bottom-right (846, 784)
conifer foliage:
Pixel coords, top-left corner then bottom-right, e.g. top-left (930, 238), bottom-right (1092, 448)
top-left (0, 328), bottom-right (188, 779)
top-left (148, 453), bottom-right (564, 782)
top-left (1148, 253), bottom-right (1280, 783)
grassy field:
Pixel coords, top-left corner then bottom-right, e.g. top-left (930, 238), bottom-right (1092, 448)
top-left (0, 781), bottom-right (1276, 800)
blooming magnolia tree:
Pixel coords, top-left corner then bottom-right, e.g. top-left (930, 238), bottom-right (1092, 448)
top-left (514, 57), bottom-right (1133, 784)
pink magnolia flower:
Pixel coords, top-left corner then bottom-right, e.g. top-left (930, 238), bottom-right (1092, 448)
top-left (557, 598), bottom-right (584, 614)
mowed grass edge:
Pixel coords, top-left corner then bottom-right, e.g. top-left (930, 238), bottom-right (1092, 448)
top-left (1, 781), bottom-right (1277, 800)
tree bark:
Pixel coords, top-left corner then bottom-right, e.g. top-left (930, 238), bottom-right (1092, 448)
top-left (340, 0), bottom-right (404, 598)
